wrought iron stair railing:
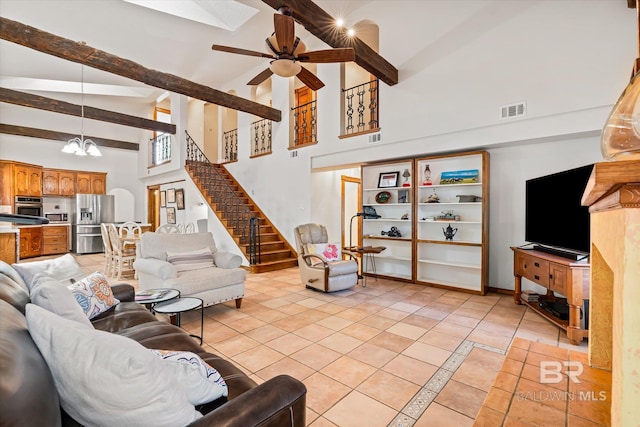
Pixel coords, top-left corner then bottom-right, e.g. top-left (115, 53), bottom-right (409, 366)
top-left (185, 131), bottom-right (260, 264)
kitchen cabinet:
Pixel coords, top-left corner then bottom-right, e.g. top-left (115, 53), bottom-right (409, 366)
top-left (76, 172), bottom-right (106, 194)
top-left (0, 232), bottom-right (18, 264)
top-left (19, 226), bottom-right (43, 259)
top-left (43, 169), bottom-right (76, 196)
top-left (14, 163), bottom-right (42, 196)
top-left (42, 225), bottom-right (70, 255)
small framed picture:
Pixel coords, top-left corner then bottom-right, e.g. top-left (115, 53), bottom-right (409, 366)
top-left (166, 207), bottom-right (176, 224)
top-left (378, 171), bottom-right (399, 188)
top-left (176, 189), bottom-right (185, 210)
top-left (167, 188), bottom-right (176, 203)
top-left (160, 191), bottom-right (166, 208)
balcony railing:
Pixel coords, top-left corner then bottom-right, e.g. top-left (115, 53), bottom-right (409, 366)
top-left (291, 100), bottom-right (317, 146)
top-left (250, 119), bottom-right (272, 157)
top-left (223, 129), bottom-right (238, 163)
top-left (150, 133), bottom-right (171, 166)
top-left (342, 79), bottom-right (379, 136)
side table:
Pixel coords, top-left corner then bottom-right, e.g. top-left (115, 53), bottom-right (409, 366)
top-left (153, 297), bottom-right (204, 345)
top-left (135, 288), bottom-right (180, 312)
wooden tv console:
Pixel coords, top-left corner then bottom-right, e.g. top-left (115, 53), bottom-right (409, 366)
top-left (511, 247), bottom-right (590, 345)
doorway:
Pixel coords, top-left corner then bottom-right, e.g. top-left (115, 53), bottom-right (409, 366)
top-left (147, 185), bottom-right (160, 231)
top-left (341, 176), bottom-right (362, 249)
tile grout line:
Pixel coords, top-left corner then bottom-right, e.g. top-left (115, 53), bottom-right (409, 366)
top-left (387, 339), bottom-right (506, 427)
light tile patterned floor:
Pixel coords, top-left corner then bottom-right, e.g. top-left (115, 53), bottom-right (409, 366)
top-left (52, 254), bottom-right (592, 426)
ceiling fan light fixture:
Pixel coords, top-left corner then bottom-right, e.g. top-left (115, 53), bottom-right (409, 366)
top-left (270, 59), bottom-right (301, 77)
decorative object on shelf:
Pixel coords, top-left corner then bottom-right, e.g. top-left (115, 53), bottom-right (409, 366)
top-left (375, 191), bottom-right (392, 204)
top-left (442, 223), bottom-right (458, 241)
top-left (363, 206), bottom-right (381, 219)
top-left (457, 195), bottom-right (482, 202)
top-left (167, 188), bottom-right (176, 203)
top-left (381, 226), bottom-right (401, 237)
top-left (160, 191), bottom-right (166, 208)
top-left (61, 65), bottom-right (101, 157)
top-left (401, 169), bottom-right (411, 187)
top-left (166, 207), bottom-right (176, 224)
top-left (440, 169), bottom-right (479, 184)
top-left (424, 189), bottom-right (440, 203)
top-left (401, 212), bottom-right (409, 220)
top-left (377, 171), bottom-right (399, 188)
top-left (422, 164), bottom-right (432, 185)
top-left (398, 189), bottom-right (410, 204)
top-left (435, 210), bottom-right (461, 221)
top-left (176, 189), bottom-right (185, 210)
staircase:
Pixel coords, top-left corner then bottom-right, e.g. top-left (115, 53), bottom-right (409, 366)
top-left (185, 134), bottom-right (298, 273)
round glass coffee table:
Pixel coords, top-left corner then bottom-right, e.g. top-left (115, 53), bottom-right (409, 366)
top-left (135, 288), bottom-right (180, 305)
top-left (153, 297), bottom-right (204, 345)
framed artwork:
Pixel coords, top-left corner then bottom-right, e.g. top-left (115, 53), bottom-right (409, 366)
top-left (166, 207), bottom-right (176, 224)
top-left (166, 188), bottom-right (176, 203)
top-left (160, 191), bottom-right (166, 208)
top-left (176, 188), bottom-right (185, 210)
top-left (378, 171), bottom-right (399, 188)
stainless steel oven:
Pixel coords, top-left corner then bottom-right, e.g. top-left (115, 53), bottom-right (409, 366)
top-left (14, 196), bottom-right (43, 217)
top-left (44, 212), bottom-right (68, 223)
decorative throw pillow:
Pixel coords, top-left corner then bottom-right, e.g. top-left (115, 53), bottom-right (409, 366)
top-left (150, 350), bottom-right (228, 405)
top-left (25, 304), bottom-right (202, 427)
top-left (12, 254), bottom-right (85, 291)
top-left (305, 243), bottom-right (342, 262)
top-left (67, 272), bottom-right (119, 319)
top-left (29, 276), bottom-right (93, 328)
top-left (166, 247), bottom-right (214, 272)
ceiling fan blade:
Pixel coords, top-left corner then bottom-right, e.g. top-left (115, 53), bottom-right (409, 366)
top-left (298, 48), bottom-right (356, 63)
top-left (296, 67), bottom-right (325, 91)
top-left (247, 68), bottom-right (274, 86)
top-left (212, 45), bottom-right (275, 59)
top-left (274, 14), bottom-right (295, 55)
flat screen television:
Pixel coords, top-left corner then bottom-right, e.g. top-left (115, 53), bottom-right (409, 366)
top-left (525, 164), bottom-right (593, 259)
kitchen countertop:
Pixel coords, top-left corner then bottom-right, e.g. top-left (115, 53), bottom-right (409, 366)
top-left (0, 227), bottom-right (19, 234)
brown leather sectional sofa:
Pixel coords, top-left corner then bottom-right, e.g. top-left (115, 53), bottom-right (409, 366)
top-left (0, 264), bottom-right (306, 426)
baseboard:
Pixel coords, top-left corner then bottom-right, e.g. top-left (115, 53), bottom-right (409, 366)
top-left (487, 286), bottom-right (513, 296)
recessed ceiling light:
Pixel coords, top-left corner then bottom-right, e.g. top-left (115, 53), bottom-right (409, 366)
top-left (336, 18), bottom-right (344, 27)
top-left (347, 28), bottom-right (355, 37)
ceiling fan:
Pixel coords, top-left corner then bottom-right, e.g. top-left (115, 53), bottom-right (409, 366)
top-left (212, 8), bottom-right (355, 91)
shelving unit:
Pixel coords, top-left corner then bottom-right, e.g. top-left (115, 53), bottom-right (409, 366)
top-left (415, 152), bottom-right (489, 293)
top-left (361, 159), bottom-right (414, 281)
top-left (360, 151), bottom-right (489, 293)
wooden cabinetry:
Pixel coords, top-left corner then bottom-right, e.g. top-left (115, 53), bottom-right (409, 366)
top-left (43, 169), bottom-right (76, 196)
top-left (361, 159), bottom-right (414, 281)
top-left (42, 225), bottom-right (70, 255)
top-left (14, 163), bottom-right (42, 196)
top-left (512, 247), bottom-right (590, 344)
top-left (76, 172), bottom-right (106, 194)
top-left (359, 151), bottom-right (489, 294)
top-left (19, 226), bottom-right (43, 259)
top-left (0, 233), bottom-right (18, 264)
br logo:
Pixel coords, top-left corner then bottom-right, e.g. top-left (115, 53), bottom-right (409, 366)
top-left (539, 361), bottom-right (583, 384)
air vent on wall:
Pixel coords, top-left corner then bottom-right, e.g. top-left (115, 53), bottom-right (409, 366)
top-left (500, 102), bottom-right (526, 119)
top-left (290, 150), bottom-right (298, 158)
top-left (368, 132), bottom-right (382, 144)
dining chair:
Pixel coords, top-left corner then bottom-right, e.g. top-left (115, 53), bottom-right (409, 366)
top-left (156, 224), bottom-right (180, 234)
top-left (184, 222), bottom-right (195, 233)
top-left (107, 223), bottom-right (136, 280)
top-left (118, 221), bottom-right (141, 249)
top-left (100, 223), bottom-right (115, 277)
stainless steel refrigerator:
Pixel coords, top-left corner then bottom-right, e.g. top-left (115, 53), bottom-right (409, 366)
top-left (72, 194), bottom-right (115, 254)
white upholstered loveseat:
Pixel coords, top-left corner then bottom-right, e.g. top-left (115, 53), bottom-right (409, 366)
top-left (133, 232), bottom-right (246, 308)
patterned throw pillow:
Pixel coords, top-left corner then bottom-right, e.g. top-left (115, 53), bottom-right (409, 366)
top-left (67, 272), bottom-right (120, 319)
top-left (166, 248), bottom-right (214, 272)
top-left (305, 243), bottom-right (342, 262)
top-left (150, 350), bottom-right (228, 405)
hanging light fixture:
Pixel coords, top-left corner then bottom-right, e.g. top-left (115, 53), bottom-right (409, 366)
top-left (61, 65), bottom-right (101, 157)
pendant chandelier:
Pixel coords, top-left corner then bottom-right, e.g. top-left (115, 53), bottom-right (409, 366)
top-left (61, 65), bottom-right (101, 157)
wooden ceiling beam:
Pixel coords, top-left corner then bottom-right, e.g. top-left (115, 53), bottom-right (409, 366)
top-left (0, 17), bottom-right (281, 122)
top-left (261, 0), bottom-right (398, 86)
top-left (0, 123), bottom-right (139, 151)
top-left (0, 88), bottom-right (176, 134)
